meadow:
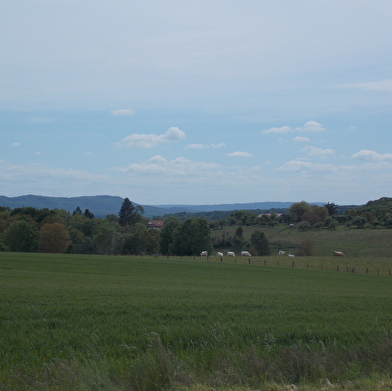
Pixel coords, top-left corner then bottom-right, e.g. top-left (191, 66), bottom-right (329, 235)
top-left (213, 224), bottom-right (392, 259)
top-left (1, 252), bottom-right (392, 390)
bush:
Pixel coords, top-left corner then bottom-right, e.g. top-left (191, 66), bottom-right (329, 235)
top-left (296, 238), bottom-right (314, 256)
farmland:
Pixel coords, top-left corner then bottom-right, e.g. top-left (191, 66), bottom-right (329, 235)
top-left (213, 223), bottom-right (392, 259)
top-left (1, 252), bottom-right (392, 390)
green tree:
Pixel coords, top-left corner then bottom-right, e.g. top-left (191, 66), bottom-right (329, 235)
top-left (118, 198), bottom-right (143, 227)
top-left (159, 217), bottom-right (180, 255)
top-left (351, 216), bottom-right (367, 228)
top-left (289, 201), bottom-right (310, 222)
top-left (94, 221), bottom-right (122, 255)
top-left (2, 220), bottom-right (38, 252)
top-left (233, 225), bottom-right (245, 248)
top-left (297, 221), bottom-right (311, 231)
top-left (73, 206), bottom-right (83, 215)
top-left (172, 217), bottom-right (212, 256)
top-left (83, 209), bottom-right (95, 219)
top-left (38, 222), bottom-right (71, 253)
top-left (250, 230), bottom-right (270, 255)
top-left (324, 202), bottom-right (338, 216)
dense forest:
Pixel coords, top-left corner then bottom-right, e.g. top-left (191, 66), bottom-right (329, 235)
top-left (0, 197), bottom-right (391, 256)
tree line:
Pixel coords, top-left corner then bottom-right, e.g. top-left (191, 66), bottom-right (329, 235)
top-left (1, 197), bottom-right (390, 255)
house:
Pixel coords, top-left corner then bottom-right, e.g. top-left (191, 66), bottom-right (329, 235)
top-left (147, 220), bottom-right (164, 229)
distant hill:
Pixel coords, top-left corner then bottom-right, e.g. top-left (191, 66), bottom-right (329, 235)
top-left (0, 195), bottom-right (125, 218)
top-left (0, 195), bottom-right (363, 218)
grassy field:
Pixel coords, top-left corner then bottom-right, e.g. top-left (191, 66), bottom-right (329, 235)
top-left (213, 224), bottom-right (392, 258)
top-left (1, 252), bottom-right (392, 390)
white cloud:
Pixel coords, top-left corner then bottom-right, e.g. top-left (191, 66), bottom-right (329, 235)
top-left (262, 122), bottom-right (326, 135)
top-left (117, 127), bottom-right (186, 148)
top-left (295, 121), bottom-right (326, 132)
top-left (261, 126), bottom-right (292, 134)
top-left (185, 142), bottom-right (225, 149)
top-left (277, 160), bottom-right (338, 174)
top-left (148, 155), bottom-right (167, 163)
top-left (118, 156), bottom-right (220, 176)
top-left (351, 150), bottom-right (392, 161)
top-left (12, 142), bottom-right (20, 147)
top-left (293, 136), bottom-right (310, 142)
top-left (332, 79), bottom-right (392, 92)
top-left (111, 109), bottom-right (135, 116)
top-left (227, 151), bottom-right (252, 157)
top-left (302, 146), bottom-right (335, 158)
top-left (164, 127), bottom-right (186, 140)
top-left (212, 143), bottom-right (225, 148)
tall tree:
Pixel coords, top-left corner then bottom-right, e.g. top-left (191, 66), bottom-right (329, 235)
top-left (39, 223), bottom-right (71, 253)
top-left (289, 201), bottom-right (310, 222)
top-left (250, 230), bottom-right (270, 256)
top-left (73, 206), bottom-right (83, 215)
top-left (324, 202), bottom-right (338, 216)
top-left (233, 225), bottom-right (245, 248)
top-left (172, 217), bottom-right (212, 256)
top-left (118, 198), bottom-right (142, 227)
top-left (2, 220), bottom-right (38, 252)
top-left (83, 209), bottom-right (95, 219)
top-left (159, 217), bottom-right (180, 255)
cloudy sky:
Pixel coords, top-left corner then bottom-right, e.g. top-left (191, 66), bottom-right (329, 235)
top-left (1, 0), bottom-right (392, 206)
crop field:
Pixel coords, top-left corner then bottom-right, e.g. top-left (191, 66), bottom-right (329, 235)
top-left (1, 252), bottom-right (392, 390)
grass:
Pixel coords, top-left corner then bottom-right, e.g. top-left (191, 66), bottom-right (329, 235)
top-left (213, 224), bottom-right (392, 258)
top-left (1, 252), bottom-right (392, 390)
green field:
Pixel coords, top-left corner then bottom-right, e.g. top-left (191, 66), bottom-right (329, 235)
top-left (1, 252), bottom-right (392, 390)
top-left (213, 224), bottom-right (392, 258)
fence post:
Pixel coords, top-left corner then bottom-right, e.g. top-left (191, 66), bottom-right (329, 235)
top-left (248, 258), bottom-right (250, 264)
top-left (292, 261), bottom-right (294, 268)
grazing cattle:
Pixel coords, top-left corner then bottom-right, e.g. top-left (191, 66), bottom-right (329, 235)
top-left (217, 252), bottom-right (224, 258)
top-left (288, 254), bottom-right (295, 257)
top-left (333, 251), bottom-right (345, 257)
top-left (278, 251), bottom-right (285, 256)
top-left (241, 251), bottom-right (251, 256)
top-left (227, 251), bottom-right (235, 257)
top-left (200, 251), bottom-right (208, 257)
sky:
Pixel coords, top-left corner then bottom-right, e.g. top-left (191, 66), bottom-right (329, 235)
top-left (1, 0), bottom-right (392, 206)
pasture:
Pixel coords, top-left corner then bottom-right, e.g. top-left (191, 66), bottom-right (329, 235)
top-left (213, 224), bottom-right (392, 258)
top-left (1, 252), bottom-right (392, 390)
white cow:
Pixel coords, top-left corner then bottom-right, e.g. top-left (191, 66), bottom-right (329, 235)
top-left (241, 251), bottom-right (251, 256)
top-left (278, 251), bottom-right (285, 256)
top-left (227, 251), bottom-right (235, 257)
top-left (217, 252), bottom-right (224, 258)
top-left (288, 254), bottom-right (295, 257)
top-left (333, 251), bottom-right (345, 257)
top-left (200, 251), bottom-right (208, 257)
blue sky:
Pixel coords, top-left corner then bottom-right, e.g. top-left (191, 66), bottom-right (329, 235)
top-left (1, 0), bottom-right (392, 205)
